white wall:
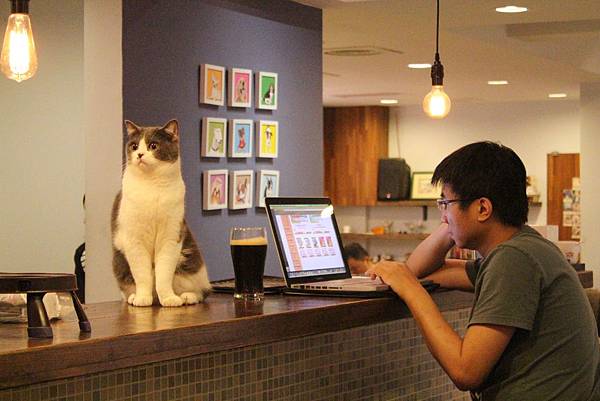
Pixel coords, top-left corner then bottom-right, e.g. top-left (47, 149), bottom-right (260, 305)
top-left (83, 0), bottom-right (123, 302)
top-left (390, 100), bottom-right (580, 226)
top-left (0, 1), bottom-right (123, 302)
top-left (0, 1), bottom-right (85, 273)
top-left (336, 100), bottom-right (581, 261)
top-left (580, 83), bottom-right (600, 287)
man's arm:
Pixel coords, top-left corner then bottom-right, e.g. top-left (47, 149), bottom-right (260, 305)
top-left (424, 260), bottom-right (473, 291)
top-left (367, 262), bottom-right (514, 391)
top-left (405, 223), bottom-right (454, 277)
top-left (407, 223), bottom-right (473, 291)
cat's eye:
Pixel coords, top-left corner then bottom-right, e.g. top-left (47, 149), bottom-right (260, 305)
top-left (149, 142), bottom-right (158, 150)
top-left (130, 143), bottom-right (138, 151)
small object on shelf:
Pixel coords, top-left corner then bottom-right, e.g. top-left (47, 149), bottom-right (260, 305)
top-left (526, 176), bottom-right (540, 203)
top-left (404, 220), bottom-right (425, 234)
top-left (371, 226), bottom-right (385, 235)
top-left (449, 246), bottom-right (479, 260)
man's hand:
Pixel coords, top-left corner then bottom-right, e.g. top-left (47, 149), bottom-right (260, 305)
top-left (366, 260), bottom-right (423, 299)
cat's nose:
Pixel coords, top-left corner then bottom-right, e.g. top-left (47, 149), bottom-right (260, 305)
top-left (137, 153), bottom-right (144, 159)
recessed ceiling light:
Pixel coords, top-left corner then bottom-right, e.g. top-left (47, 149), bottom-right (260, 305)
top-left (380, 99), bottom-right (399, 105)
top-left (548, 93), bottom-right (567, 98)
top-left (495, 5), bottom-right (528, 13)
top-left (408, 63), bottom-right (432, 69)
top-left (488, 80), bottom-right (509, 85)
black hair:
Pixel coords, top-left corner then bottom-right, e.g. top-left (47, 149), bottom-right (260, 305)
top-left (343, 242), bottom-right (369, 263)
top-left (431, 141), bottom-right (528, 227)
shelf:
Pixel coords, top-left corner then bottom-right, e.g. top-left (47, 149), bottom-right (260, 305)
top-left (342, 232), bottom-right (429, 242)
top-left (376, 200), bottom-right (437, 207)
top-left (375, 200), bottom-right (542, 207)
top-left (372, 200), bottom-right (541, 220)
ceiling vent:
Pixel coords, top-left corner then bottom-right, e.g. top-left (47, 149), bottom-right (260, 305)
top-left (334, 92), bottom-right (404, 98)
top-left (324, 46), bottom-right (403, 57)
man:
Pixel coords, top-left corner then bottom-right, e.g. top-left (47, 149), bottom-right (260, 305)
top-left (343, 242), bottom-right (372, 275)
top-left (367, 141), bottom-right (599, 400)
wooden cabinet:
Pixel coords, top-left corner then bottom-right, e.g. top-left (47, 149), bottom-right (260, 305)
top-left (324, 106), bottom-right (388, 206)
top-left (547, 153), bottom-right (580, 240)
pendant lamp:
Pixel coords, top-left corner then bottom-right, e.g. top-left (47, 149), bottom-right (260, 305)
top-left (1, 0), bottom-right (38, 83)
top-left (423, 0), bottom-right (451, 119)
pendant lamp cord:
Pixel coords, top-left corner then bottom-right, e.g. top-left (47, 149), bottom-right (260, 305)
top-left (435, 0), bottom-right (440, 63)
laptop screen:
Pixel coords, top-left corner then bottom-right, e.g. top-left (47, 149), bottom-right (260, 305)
top-left (265, 197), bottom-right (351, 284)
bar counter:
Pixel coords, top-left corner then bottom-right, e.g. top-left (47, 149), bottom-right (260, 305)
top-left (1, 291), bottom-right (474, 400)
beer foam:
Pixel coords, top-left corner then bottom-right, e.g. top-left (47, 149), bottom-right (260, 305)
top-left (230, 236), bottom-right (268, 246)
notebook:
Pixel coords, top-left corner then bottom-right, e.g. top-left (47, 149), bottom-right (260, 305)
top-left (265, 197), bottom-right (399, 297)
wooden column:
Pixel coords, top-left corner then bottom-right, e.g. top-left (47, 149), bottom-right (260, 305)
top-left (323, 106), bottom-right (389, 206)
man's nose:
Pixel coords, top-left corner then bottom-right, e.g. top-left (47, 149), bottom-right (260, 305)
top-left (440, 211), bottom-right (448, 224)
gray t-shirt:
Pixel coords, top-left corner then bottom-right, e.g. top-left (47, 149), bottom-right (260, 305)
top-left (466, 226), bottom-right (600, 401)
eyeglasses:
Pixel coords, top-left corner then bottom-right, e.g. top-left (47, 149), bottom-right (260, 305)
top-left (436, 198), bottom-right (473, 211)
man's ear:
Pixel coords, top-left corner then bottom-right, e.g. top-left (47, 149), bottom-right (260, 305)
top-left (477, 197), bottom-right (494, 222)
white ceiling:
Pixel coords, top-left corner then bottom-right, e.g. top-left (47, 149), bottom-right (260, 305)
top-left (294, 0), bottom-right (600, 107)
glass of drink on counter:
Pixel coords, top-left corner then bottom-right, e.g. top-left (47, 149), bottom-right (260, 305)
top-left (230, 227), bottom-right (268, 301)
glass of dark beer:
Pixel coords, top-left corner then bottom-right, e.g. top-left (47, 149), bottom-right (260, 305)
top-left (230, 227), bottom-right (267, 300)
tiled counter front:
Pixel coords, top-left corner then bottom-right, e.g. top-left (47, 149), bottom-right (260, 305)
top-left (0, 293), bottom-right (472, 401)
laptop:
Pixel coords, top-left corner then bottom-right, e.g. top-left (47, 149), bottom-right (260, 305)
top-left (264, 197), bottom-right (394, 297)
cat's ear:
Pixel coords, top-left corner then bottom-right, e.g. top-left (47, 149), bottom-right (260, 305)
top-left (162, 119), bottom-right (180, 142)
top-left (124, 120), bottom-right (140, 137)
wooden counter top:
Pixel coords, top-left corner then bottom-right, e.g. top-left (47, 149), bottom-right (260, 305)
top-left (0, 291), bottom-right (473, 390)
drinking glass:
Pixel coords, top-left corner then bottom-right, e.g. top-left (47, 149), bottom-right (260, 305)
top-left (230, 227), bottom-right (267, 300)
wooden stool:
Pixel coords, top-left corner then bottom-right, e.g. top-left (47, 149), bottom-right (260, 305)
top-left (0, 272), bottom-right (91, 338)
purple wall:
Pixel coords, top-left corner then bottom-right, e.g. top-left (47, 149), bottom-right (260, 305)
top-left (123, 1), bottom-right (323, 280)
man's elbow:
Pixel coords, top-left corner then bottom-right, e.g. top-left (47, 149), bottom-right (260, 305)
top-left (451, 369), bottom-right (485, 392)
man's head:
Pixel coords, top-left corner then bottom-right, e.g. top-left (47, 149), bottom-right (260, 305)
top-left (343, 242), bottom-right (371, 275)
top-left (432, 141), bottom-right (528, 228)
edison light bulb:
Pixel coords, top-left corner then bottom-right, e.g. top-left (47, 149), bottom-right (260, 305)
top-left (1, 13), bottom-right (38, 83)
top-left (423, 85), bottom-right (451, 119)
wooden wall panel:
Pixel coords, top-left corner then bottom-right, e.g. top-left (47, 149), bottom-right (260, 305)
top-left (323, 107), bottom-right (389, 206)
top-left (547, 153), bottom-right (580, 240)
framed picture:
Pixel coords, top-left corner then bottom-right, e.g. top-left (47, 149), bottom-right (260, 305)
top-left (203, 169), bottom-right (228, 210)
top-left (256, 169), bottom-right (280, 207)
top-left (256, 71), bottom-right (278, 110)
top-left (410, 172), bottom-right (441, 199)
top-left (229, 170), bottom-right (254, 209)
top-left (199, 64), bottom-right (225, 106)
top-left (228, 119), bottom-right (253, 158)
top-left (257, 120), bottom-right (278, 158)
top-left (201, 117), bottom-right (227, 157)
top-left (228, 68), bottom-right (252, 108)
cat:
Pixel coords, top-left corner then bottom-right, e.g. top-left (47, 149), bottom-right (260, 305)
top-left (210, 76), bottom-right (220, 101)
top-left (210, 177), bottom-right (223, 205)
top-left (237, 127), bottom-right (246, 151)
top-left (210, 127), bottom-right (223, 152)
top-left (265, 127), bottom-right (273, 149)
top-left (263, 84), bottom-right (275, 105)
top-left (235, 79), bottom-right (247, 103)
top-left (264, 177), bottom-right (274, 198)
top-left (111, 119), bottom-right (211, 307)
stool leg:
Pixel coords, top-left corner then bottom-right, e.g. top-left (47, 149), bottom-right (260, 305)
top-left (26, 292), bottom-right (53, 338)
top-left (70, 291), bottom-right (91, 332)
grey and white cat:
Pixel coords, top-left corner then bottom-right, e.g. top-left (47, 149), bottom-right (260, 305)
top-left (111, 119), bottom-right (211, 307)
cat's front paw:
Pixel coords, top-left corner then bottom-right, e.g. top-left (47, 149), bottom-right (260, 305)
top-left (160, 294), bottom-right (183, 307)
top-left (128, 293), bottom-right (153, 307)
top-left (180, 292), bottom-right (199, 305)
